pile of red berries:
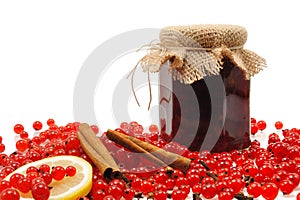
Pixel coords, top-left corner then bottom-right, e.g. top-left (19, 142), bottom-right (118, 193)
top-left (0, 118), bottom-right (300, 199)
top-left (0, 164), bottom-right (76, 200)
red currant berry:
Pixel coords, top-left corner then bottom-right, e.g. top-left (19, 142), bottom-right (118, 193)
top-left (107, 185), bottom-right (123, 199)
top-left (257, 120), bottom-right (267, 131)
top-left (91, 189), bottom-right (106, 199)
top-left (51, 166), bottom-right (66, 181)
top-left (65, 166), bottom-right (76, 177)
top-left (26, 166), bottom-right (39, 174)
top-left (251, 123), bottom-right (258, 135)
top-left (297, 193), bottom-right (300, 200)
top-left (40, 172), bottom-right (52, 185)
top-left (172, 189), bottom-right (187, 200)
top-left (20, 131), bottom-right (29, 139)
top-left (192, 184), bottom-right (201, 193)
top-left (109, 179), bottom-right (125, 191)
top-left (201, 183), bottom-right (217, 199)
top-left (17, 177), bottom-right (32, 193)
top-left (46, 119), bottom-right (55, 126)
top-left (9, 173), bottom-right (24, 188)
top-left (149, 124), bottom-right (159, 133)
top-left (275, 121), bottom-right (283, 130)
top-left (33, 121), bottom-right (43, 131)
top-left (15, 139), bottom-right (29, 152)
top-left (153, 190), bottom-right (167, 200)
top-left (261, 182), bottom-right (279, 200)
top-left (0, 143), bottom-right (5, 153)
top-left (13, 124), bottom-right (24, 134)
top-left (0, 188), bottom-right (20, 200)
top-left (0, 180), bottom-right (11, 193)
top-left (279, 179), bottom-right (294, 195)
top-left (247, 182), bottom-right (262, 198)
top-left (31, 182), bottom-right (50, 200)
top-left (93, 179), bottom-right (109, 192)
top-left (65, 136), bottom-right (80, 151)
top-left (91, 125), bottom-right (99, 134)
top-left (39, 164), bottom-right (51, 173)
top-left (218, 191), bottom-right (234, 200)
top-left (123, 188), bottom-right (135, 200)
top-left (103, 195), bottom-right (116, 200)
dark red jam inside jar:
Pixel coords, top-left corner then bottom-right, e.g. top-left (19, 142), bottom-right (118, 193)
top-left (159, 57), bottom-right (251, 153)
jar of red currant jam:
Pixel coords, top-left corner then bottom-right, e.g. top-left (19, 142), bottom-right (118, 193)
top-left (138, 25), bottom-right (266, 152)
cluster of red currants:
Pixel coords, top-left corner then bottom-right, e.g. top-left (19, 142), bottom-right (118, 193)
top-left (0, 163), bottom-right (76, 200)
top-left (1, 118), bottom-right (300, 199)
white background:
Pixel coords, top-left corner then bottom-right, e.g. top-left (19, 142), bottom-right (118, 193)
top-left (0, 1), bottom-right (300, 198)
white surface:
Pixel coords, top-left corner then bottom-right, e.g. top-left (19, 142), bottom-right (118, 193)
top-left (0, 1), bottom-right (300, 199)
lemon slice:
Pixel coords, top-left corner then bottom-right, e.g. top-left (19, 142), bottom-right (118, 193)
top-left (4, 155), bottom-right (93, 200)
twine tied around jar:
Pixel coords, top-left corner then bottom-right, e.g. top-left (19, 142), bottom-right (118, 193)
top-left (128, 24), bottom-right (267, 109)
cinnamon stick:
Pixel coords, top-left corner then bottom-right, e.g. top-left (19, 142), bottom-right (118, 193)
top-left (77, 123), bottom-right (123, 181)
top-left (106, 129), bottom-right (191, 173)
top-left (106, 129), bottom-right (168, 168)
top-left (128, 135), bottom-right (191, 173)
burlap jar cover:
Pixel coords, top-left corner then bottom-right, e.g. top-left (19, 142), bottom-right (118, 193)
top-left (137, 24), bottom-right (266, 84)
top-left (134, 24), bottom-right (267, 152)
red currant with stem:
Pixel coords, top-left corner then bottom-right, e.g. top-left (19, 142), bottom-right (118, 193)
top-left (0, 188), bottom-right (20, 200)
top-left (13, 124), bottom-right (24, 134)
top-left (31, 182), bottom-right (50, 200)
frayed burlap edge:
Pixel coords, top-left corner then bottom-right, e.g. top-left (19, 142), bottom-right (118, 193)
top-left (137, 44), bottom-right (266, 84)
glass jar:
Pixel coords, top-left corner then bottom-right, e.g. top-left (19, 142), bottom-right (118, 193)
top-left (159, 57), bottom-right (251, 152)
top-left (137, 24), bottom-right (266, 153)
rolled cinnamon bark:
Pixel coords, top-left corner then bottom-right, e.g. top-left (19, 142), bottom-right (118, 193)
top-left (106, 129), bottom-right (167, 168)
top-left (106, 129), bottom-right (191, 173)
top-left (78, 124), bottom-right (123, 180)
